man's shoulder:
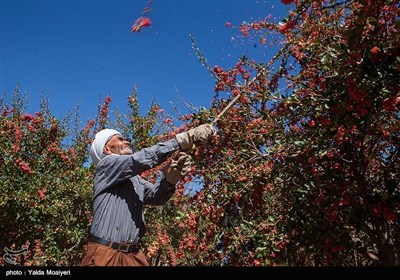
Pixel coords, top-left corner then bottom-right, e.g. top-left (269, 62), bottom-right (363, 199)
top-left (98, 154), bottom-right (128, 165)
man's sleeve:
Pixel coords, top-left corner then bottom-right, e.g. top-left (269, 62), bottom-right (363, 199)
top-left (141, 176), bottom-right (176, 205)
top-left (93, 138), bottom-right (179, 197)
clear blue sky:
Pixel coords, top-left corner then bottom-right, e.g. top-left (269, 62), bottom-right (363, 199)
top-left (1, 0), bottom-right (289, 123)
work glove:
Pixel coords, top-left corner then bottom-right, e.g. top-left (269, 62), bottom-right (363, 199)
top-left (175, 124), bottom-right (217, 152)
top-left (163, 152), bottom-right (192, 185)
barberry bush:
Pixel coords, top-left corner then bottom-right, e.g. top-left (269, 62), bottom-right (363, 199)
top-left (0, 86), bottom-right (95, 266)
top-left (156, 0), bottom-right (399, 266)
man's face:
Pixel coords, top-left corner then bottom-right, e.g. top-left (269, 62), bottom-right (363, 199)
top-left (103, 134), bottom-right (133, 156)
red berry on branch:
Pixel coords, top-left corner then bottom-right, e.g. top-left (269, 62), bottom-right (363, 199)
top-left (370, 46), bottom-right (380, 55)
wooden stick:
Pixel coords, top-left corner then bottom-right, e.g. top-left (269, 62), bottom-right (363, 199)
top-left (211, 93), bottom-right (242, 125)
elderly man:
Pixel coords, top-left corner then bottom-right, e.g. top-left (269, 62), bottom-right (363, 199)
top-left (80, 124), bottom-right (216, 266)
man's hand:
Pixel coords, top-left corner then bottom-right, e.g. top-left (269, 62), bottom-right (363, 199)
top-left (175, 124), bottom-right (217, 152)
top-left (163, 152), bottom-right (192, 185)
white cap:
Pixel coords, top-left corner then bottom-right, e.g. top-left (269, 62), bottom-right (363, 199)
top-left (89, 129), bottom-right (121, 165)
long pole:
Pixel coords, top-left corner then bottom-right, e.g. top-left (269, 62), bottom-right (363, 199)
top-left (211, 93), bottom-right (242, 125)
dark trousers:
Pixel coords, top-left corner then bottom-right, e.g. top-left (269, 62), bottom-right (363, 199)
top-left (80, 242), bottom-right (149, 266)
